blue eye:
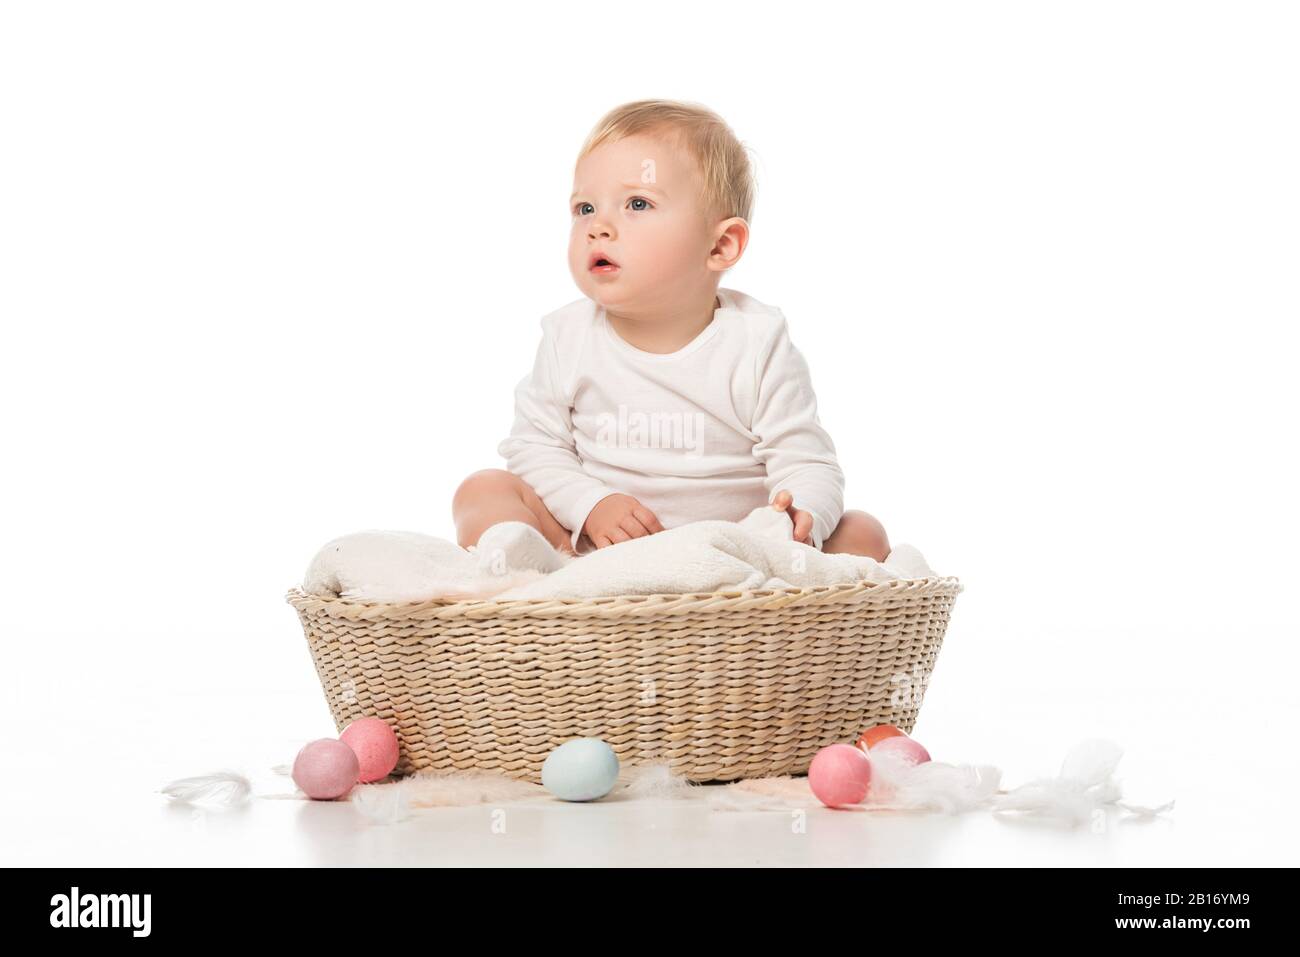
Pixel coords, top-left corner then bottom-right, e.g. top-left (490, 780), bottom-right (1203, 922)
top-left (628, 197), bottom-right (651, 211)
top-left (575, 202), bottom-right (594, 216)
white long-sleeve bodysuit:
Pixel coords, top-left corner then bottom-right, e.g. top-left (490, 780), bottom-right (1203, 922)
top-left (496, 287), bottom-right (845, 555)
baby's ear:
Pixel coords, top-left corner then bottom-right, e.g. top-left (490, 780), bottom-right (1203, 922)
top-left (707, 217), bottom-right (750, 271)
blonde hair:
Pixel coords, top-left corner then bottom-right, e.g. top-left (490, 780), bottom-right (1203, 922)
top-left (577, 99), bottom-right (756, 224)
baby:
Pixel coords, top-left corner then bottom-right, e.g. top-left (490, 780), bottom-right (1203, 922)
top-left (452, 99), bottom-right (890, 562)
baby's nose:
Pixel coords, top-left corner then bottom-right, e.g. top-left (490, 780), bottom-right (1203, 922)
top-left (587, 221), bottom-right (615, 240)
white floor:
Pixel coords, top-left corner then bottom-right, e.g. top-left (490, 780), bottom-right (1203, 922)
top-left (3, 708), bottom-right (1288, 867)
top-left (6, 589), bottom-right (1298, 867)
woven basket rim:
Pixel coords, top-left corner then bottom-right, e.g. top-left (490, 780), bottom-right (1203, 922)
top-left (285, 575), bottom-right (963, 620)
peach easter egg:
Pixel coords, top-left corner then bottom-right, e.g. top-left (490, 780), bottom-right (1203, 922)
top-left (856, 724), bottom-right (907, 750)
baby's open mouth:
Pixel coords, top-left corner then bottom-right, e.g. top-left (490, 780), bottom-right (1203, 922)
top-left (589, 252), bottom-right (620, 273)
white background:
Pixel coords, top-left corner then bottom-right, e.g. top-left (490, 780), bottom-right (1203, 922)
top-left (2, 1), bottom-right (1297, 865)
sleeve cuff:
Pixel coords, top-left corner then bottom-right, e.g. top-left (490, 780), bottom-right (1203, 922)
top-left (772, 485), bottom-right (840, 551)
top-left (563, 485), bottom-right (620, 553)
top-left (809, 510), bottom-right (833, 552)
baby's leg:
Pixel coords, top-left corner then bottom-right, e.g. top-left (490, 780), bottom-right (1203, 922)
top-left (452, 468), bottom-right (576, 555)
top-left (822, 509), bottom-right (891, 562)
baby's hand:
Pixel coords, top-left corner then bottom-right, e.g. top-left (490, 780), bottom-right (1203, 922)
top-left (583, 493), bottom-right (665, 548)
top-left (770, 490), bottom-right (814, 545)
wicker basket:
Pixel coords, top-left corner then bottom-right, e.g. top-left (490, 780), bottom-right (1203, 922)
top-left (286, 576), bottom-right (962, 784)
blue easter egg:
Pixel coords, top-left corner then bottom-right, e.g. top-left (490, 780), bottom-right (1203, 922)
top-left (541, 738), bottom-right (620, 801)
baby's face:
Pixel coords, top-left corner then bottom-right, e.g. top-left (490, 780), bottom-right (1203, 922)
top-left (568, 132), bottom-right (720, 314)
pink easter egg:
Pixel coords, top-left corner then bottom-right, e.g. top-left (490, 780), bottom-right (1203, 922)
top-left (872, 735), bottom-right (931, 766)
top-left (292, 738), bottom-right (360, 800)
top-left (808, 744), bottom-right (873, 808)
top-left (340, 716), bottom-right (400, 783)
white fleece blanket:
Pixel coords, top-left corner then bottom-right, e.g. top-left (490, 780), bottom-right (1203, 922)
top-left (302, 505), bottom-right (936, 603)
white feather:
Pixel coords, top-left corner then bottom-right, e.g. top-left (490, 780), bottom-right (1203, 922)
top-left (615, 762), bottom-right (699, 800)
top-left (160, 770), bottom-right (251, 806)
top-left (1116, 799), bottom-right (1176, 819)
top-left (705, 738), bottom-right (1172, 826)
top-left (867, 750), bottom-right (1004, 812)
top-left (351, 782), bottom-right (411, 824)
top-left (991, 739), bottom-right (1141, 827)
top-left (1060, 738), bottom-right (1124, 786)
